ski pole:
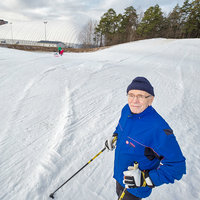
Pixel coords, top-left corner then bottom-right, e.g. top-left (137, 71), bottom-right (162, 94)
top-left (49, 147), bottom-right (106, 199)
top-left (118, 188), bottom-right (127, 200)
top-left (118, 162), bottom-right (139, 200)
top-left (49, 136), bottom-right (117, 199)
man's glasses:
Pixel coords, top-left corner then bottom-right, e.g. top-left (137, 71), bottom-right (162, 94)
top-left (127, 94), bottom-right (151, 101)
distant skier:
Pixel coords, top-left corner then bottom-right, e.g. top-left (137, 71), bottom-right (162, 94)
top-left (105, 77), bottom-right (186, 200)
top-left (58, 46), bottom-right (62, 55)
top-left (60, 49), bottom-right (64, 56)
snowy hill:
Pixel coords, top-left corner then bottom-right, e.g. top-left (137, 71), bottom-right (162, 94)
top-left (0, 38), bottom-right (200, 200)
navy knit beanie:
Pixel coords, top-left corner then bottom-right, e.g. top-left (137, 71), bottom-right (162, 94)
top-left (127, 77), bottom-right (155, 96)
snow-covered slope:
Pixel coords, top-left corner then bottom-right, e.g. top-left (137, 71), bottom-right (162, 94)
top-left (0, 38), bottom-right (199, 200)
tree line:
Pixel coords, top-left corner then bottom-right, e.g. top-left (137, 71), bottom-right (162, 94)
top-left (79, 0), bottom-right (200, 47)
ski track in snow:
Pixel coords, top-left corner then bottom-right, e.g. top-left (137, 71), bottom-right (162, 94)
top-left (0, 39), bottom-right (200, 200)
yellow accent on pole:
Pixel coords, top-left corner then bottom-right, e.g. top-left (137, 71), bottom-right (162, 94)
top-left (88, 150), bottom-right (104, 164)
top-left (118, 188), bottom-right (127, 200)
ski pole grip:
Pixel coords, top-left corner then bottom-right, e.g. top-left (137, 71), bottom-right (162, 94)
top-left (133, 161), bottom-right (139, 170)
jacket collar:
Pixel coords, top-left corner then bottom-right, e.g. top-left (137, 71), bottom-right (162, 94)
top-left (128, 105), bottom-right (153, 118)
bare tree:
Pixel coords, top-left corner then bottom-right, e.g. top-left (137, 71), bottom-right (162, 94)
top-left (78, 19), bottom-right (98, 48)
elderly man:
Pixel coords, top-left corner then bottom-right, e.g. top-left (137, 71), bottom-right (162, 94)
top-left (105, 77), bottom-right (186, 200)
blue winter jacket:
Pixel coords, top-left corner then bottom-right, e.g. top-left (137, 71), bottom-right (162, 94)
top-left (113, 104), bottom-right (186, 198)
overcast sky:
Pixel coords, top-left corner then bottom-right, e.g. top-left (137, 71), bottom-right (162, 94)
top-left (0, 0), bottom-right (186, 27)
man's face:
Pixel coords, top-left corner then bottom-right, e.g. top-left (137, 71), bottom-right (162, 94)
top-left (127, 90), bottom-right (154, 114)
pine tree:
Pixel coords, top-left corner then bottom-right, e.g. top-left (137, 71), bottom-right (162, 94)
top-left (136, 4), bottom-right (165, 39)
top-left (184, 0), bottom-right (200, 37)
top-left (180, 0), bottom-right (192, 37)
top-left (119, 6), bottom-right (138, 43)
top-left (166, 4), bottom-right (182, 38)
top-left (95, 8), bottom-right (120, 46)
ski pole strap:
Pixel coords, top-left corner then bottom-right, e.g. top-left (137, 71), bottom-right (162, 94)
top-left (112, 136), bottom-right (118, 143)
top-left (141, 171), bottom-right (147, 187)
